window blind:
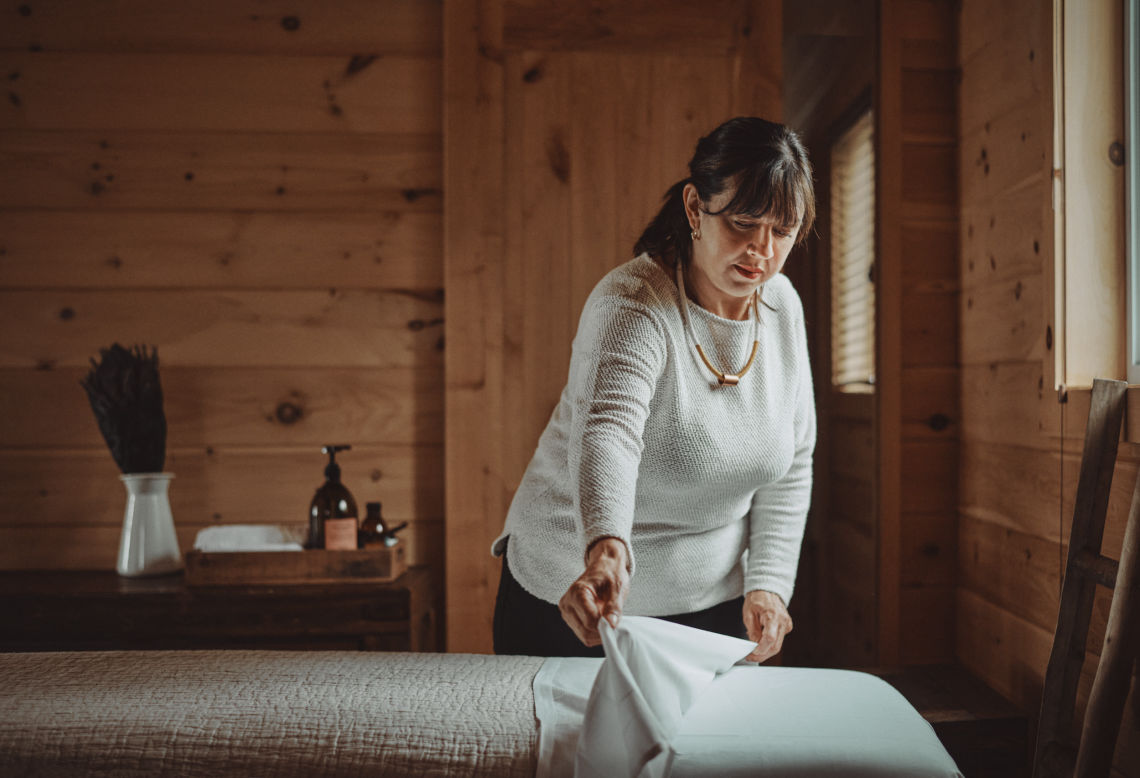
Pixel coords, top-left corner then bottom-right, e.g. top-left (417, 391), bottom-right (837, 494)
top-left (830, 110), bottom-right (876, 388)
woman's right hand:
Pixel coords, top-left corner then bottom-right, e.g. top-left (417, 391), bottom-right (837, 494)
top-left (559, 537), bottom-right (630, 647)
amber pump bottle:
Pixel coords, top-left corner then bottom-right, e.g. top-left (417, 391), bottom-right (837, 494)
top-left (307, 445), bottom-right (359, 550)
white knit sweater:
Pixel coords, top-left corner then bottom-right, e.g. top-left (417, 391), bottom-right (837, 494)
top-left (492, 253), bottom-right (816, 616)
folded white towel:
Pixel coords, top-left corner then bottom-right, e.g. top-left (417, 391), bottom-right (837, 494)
top-left (192, 525), bottom-right (305, 552)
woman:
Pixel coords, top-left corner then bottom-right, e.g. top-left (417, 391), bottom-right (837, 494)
top-left (491, 117), bottom-right (816, 663)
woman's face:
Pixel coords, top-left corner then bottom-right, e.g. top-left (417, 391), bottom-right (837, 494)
top-left (683, 183), bottom-right (799, 312)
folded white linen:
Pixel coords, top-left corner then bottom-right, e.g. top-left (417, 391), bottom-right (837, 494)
top-left (576, 616), bottom-right (757, 778)
top-left (192, 524), bottom-right (305, 552)
top-left (532, 617), bottom-right (963, 778)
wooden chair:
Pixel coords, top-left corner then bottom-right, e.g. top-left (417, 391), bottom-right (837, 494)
top-left (1034, 378), bottom-right (1140, 778)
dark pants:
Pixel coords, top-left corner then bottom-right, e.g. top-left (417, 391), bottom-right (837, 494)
top-left (493, 544), bottom-right (747, 657)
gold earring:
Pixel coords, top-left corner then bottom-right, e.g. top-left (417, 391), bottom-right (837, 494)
top-left (691, 228), bottom-right (700, 241)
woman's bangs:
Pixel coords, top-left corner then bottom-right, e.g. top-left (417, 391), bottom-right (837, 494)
top-left (724, 165), bottom-right (804, 229)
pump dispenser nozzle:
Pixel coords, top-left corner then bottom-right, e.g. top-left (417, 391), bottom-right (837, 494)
top-left (308, 444), bottom-right (358, 549)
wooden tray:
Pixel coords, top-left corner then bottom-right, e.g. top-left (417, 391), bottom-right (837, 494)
top-left (184, 544), bottom-right (407, 587)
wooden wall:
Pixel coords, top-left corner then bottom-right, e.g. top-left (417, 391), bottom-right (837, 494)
top-left (0, 2), bottom-right (446, 599)
top-left (877, 0), bottom-right (959, 666)
top-left (957, 0), bottom-right (1139, 773)
top-left (445, 0), bottom-right (783, 653)
top-left (783, 0), bottom-right (958, 668)
top-left (782, 0), bottom-right (878, 668)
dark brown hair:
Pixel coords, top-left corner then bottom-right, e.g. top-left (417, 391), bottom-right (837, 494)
top-left (634, 117), bottom-right (815, 270)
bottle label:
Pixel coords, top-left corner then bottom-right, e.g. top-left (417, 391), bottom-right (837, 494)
top-left (323, 517), bottom-right (358, 550)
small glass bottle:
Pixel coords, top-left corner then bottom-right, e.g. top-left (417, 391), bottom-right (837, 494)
top-left (307, 445), bottom-right (358, 550)
top-left (359, 501), bottom-right (387, 549)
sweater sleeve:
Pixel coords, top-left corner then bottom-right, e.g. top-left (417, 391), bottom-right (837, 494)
top-left (743, 304), bottom-right (817, 605)
top-left (565, 294), bottom-right (667, 573)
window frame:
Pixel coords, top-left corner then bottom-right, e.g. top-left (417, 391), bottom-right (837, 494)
top-left (828, 95), bottom-right (877, 392)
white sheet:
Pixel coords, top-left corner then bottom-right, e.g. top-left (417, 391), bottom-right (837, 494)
top-left (533, 617), bottom-right (963, 778)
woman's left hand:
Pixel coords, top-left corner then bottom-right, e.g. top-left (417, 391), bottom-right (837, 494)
top-left (742, 589), bottom-right (793, 663)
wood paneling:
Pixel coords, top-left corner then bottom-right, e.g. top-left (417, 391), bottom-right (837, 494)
top-left (958, 1), bottom-right (1139, 774)
top-left (444, 1), bottom-right (782, 652)
top-left (0, 0), bottom-right (442, 57)
top-left (0, 367), bottom-right (442, 449)
top-left (503, 0), bottom-right (746, 53)
top-left (876, 0), bottom-right (959, 667)
top-left (443, 0), bottom-right (507, 654)
top-left (0, 446), bottom-right (443, 526)
top-left (1, 0), bottom-right (446, 617)
top-left (0, 210), bottom-right (443, 290)
top-left (2, 53), bottom-right (439, 134)
top-left (0, 131), bottom-right (440, 212)
top-left (0, 290), bottom-right (443, 369)
top-left (0, 519), bottom-right (442, 573)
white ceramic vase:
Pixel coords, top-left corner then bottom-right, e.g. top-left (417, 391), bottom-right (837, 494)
top-left (117, 472), bottom-right (183, 577)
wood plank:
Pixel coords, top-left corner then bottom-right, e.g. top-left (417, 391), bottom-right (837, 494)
top-left (830, 386), bottom-right (874, 420)
top-left (901, 366), bottom-right (958, 438)
top-left (960, 440), bottom-right (1066, 539)
top-left (877, 0), bottom-right (905, 666)
top-left (0, 366), bottom-right (443, 448)
top-left (829, 473), bottom-right (875, 537)
top-left (901, 69), bottom-right (956, 138)
top-left (900, 585), bottom-right (956, 664)
top-left (900, 143), bottom-right (956, 204)
top-left (503, 48), bottom-right (573, 492)
top-left (901, 223), bottom-right (957, 284)
top-left (958, 0), bottom-right (1048, 64)
top-left (961, 271), bottom-right (1046, 365)
top-left (956, 586), bottom-right (1053, 713)
top-left (732, 0), bottom-right (782, 118)
top-left (503, 0), bottom-right (745, 52)
top-left (1, 52), bottom-right (440, 134)
top-left (567, 53), bottom-right (625, 324)
top-left (960, 361), bottom-right (1057, 450)
top-left (0, 130), bottom-right (441, 211)
top-left (827, 518), bottom-right (877, 601)
top-left (0, 0), bottom-right (442, 56)
top-left (818, 580), bottom-right (878, 668)
top-left (443, 0), bottom-right (506, 653)
top-left (959, 512), bottom-right (1062, 633)
top-left (958, 5), bottom-right (1049, 135)
top-left (960, 177), bottom-right (1050, 293)
top-left (901, 290), bottom-right (957, 366)
top-left (898, 0), bottom-right (955, 41)
top-left (0, 518), bottom-right (442, 572)
top-left (184, 547), bottom-right (408, 586)
top-left (0, 210), bottom-right (442, 290)
top-left (901, 511), bottom-right (956, 587)
top-left (0, 446), bottom-right (443, 528)
top-left (0, 289), bottom-right (444, 369)
top-left (900, 439), bottom-right (957, 513)
top-left (782, 33), bottom-right (873, 136)
top-left (959, 100), bottom-right (1052, 205)
top-left (829, 416), bottom-right (874, 481)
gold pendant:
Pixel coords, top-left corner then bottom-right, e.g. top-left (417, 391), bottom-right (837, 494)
top-left (719, 374), bottom-right (740, 386)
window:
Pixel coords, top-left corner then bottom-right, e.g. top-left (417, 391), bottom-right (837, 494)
top-left (830, 109), bottom-right (876, 389)
top-left (1128, 0), bottom-right (1140, 384)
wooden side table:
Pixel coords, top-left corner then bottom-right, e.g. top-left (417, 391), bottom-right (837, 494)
top-left (868, 664), bottom-right (1029, 778)
top-left (0, 566), bottom-right (437, 653)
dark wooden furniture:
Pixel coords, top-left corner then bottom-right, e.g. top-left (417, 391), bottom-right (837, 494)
top-left (0, 566), bottom-right (437, 653)
top-left (1035, 378), bottom-right (1139, 778)
top-left (870, 664), bottom-right (1029, 778)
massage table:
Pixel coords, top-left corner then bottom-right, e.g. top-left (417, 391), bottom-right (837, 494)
top-left (0, 644), bottom-right (963, 777)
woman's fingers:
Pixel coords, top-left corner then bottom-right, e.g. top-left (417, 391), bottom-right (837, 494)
top-left (560, 543), bottom-right (629, 647)
top-left (742, 589), bottom-right (793, 662)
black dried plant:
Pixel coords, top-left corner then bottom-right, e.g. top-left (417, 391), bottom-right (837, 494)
top-left (80, 343), bottom-right (167, 474)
